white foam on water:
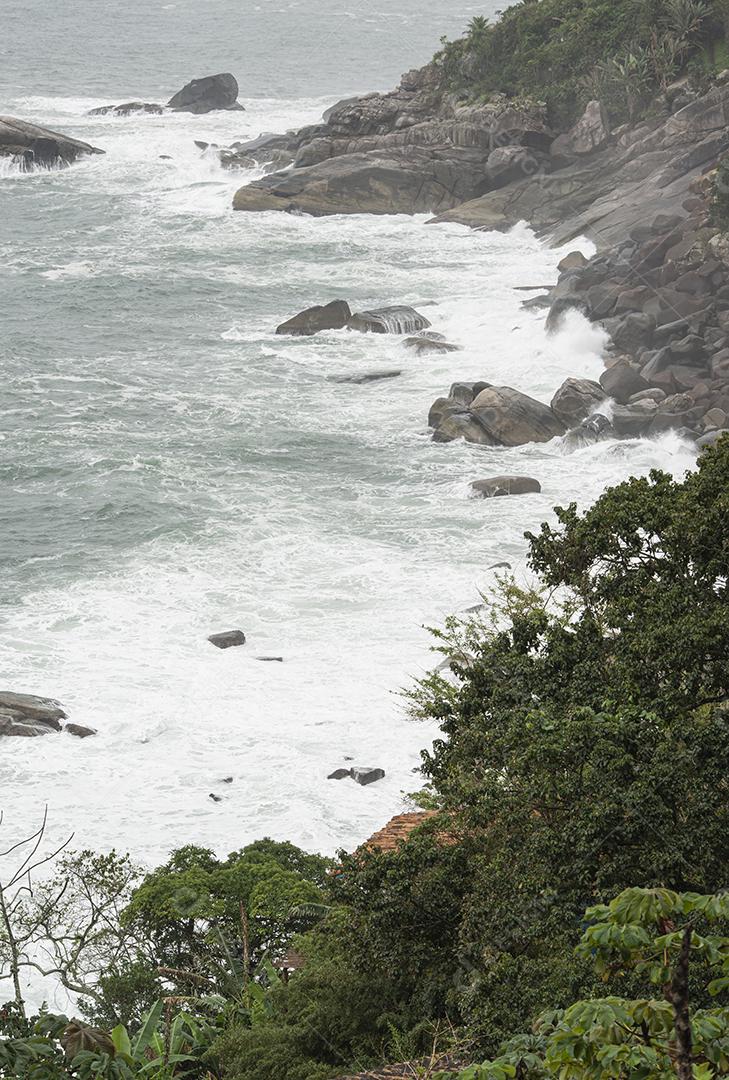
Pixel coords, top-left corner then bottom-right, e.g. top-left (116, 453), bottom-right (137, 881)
top-left (0, 97), bottom-right (699, 886)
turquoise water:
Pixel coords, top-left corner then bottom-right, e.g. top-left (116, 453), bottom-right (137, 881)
top-left (0, 1), bottom-right (697, 887)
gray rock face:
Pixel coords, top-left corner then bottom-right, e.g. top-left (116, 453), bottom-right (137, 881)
top-left (208, 630), bottom-right (247, 649)
top-left (552, 100), bottom-right (610, 158)
top-left (599, 362), bottom-right (650, 404)
top-left (432, 84), bottom-right (729, 248)
top-left (276, 300), bottom-right (351, 336)
top-left (89, 102), bottom-right (164, 117)
top-left (470, 475), bottom-right (541, 497)
top-left (550, 377), bottom-right (606, 426)
top-left (347, 306), bottom-right (431, 334)
top-left (168, 73), bottom-right (243, 114)
top-left (0, 116), bottom-right (104, 170)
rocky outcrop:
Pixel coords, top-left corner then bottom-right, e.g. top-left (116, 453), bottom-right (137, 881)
top-left (551, 100), bottom-right (610, 159)
top-left (347, 306), bottom-right (431, 334)
top-left (430, 384), bottom-right (566, 446)
top-left (432, 84), bottom-right (729, 248)
top-left (231, 67), bottom-right (554, 215)
top-left (0, 116), bottom-right (103, 170)
top-left (0, 692), bottom-right (95, 738)
top-left (276, 300), bottom-right (351, 335)
top-left (470, 475), bottom-right (541, 497)
top-left (168, 73), bottom-right (244, 114)
top-left (403, 335), bottom-right (460, 353)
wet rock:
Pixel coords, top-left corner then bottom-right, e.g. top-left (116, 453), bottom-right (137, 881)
top-left (612, 401), bottom-right (659, 437)
top-left (347, 306), bottom-right (431, 335)
top-left (276, 300), bottom-right (351, 336)
top-left (256, 656), bottom-right (284, 662)
top-left (550, 377), bottom-right (606, 426)
top-left (89, 102), bottom-right (164, 117)
top-left (168, 73), bottom-right (244, 114)
top-left (403, 336), bottom-right (460, 354)
top-left (562, 413), bottom-right (615, 450)
top-left (432, 412), bottom-right (492, 444)
top-left (65, 723), bottom-right (97, 738)
top-left (350, 766), bottom-right (386, 786)
top-left (209, 793), bottom-right (223, 803)
top-left (470, 475), bottom-right (541, 498)
top-left (208, 630), bottom-right (246, 649)
top-left (222, 776), bottom-right (234, 783)
top-left (0, 116), bottom-right (104, 169)
top-left (428, 397), bottom-right (465, 428)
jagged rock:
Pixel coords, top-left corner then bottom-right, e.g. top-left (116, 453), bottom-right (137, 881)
top-left (470, 475), bottom-right (541, 497)
top-left (550, 377), bottom-right (606, 426)
top-left (552, 100), bottom-right (610, 158)
top-left (599, 362), bottom-right (650, 404)
top-left (89, 102), bottom-right (164, 117)
top-left (562, 413), bottom-right (615, 450)
top-left (168, 73), bottom-right (243, 114)
top-left (350, 766), bottom-right (386, 786)
top-left (403, 336), bottom-right (460, 354)
top-left (276, 300), bottom-right (351, 336)
top-left (347, 306), bottom-right (431, 334)
top-left (468, 386), bottom-right (566, 445)
top-left (0, 116), bottom-right (103, 169)
top-left (208, 630), bottom-right (246, 649)
top-left (65, 723), bottom-right (97, 738)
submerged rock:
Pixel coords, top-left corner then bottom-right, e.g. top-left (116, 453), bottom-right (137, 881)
top-left (329, 370), bottom-right (402, 384)
top-left (65, 723), bottom-right (97, 738)
top-left (403, 336), bottom-right (460, 354)
top-left (89, 102), bottom-right (164, 117)
top-left (561, 413), bottom-right (615, 451)
top-left (168, 73), bottom-right (244, 114)
top-left (208, 630), bottom-right (247, 649)
top-left (347, 306), bottom-right (431, 335)
top-left (470, 475), bottom-right (541, 498)
top-left (276, 300), bottom-right (351, 336)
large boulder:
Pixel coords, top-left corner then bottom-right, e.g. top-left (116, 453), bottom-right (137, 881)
top-left (469, 386), bottom-right (567, 445)
top-left (470, 475), bottom-right (541, 498)
top-left (550, 377), bottom-right (606, 426)
top-left (0, 116), bottom-right (103, 169)
top-left (599, 362), bottom-right (650, 404)
top-left (168, 73), bottom-right (243, 114)
top-left (562, 413), bottom-right (615, 451)
top-left (208, 630), bottom-right (246, 649)
top-left (347, 306), bottom-right (431, 334)
top-left (276, 300), bottom-right (351, 336)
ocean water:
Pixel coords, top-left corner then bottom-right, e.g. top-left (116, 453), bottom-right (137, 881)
top-left (0, 1), bottom-right (698, 879)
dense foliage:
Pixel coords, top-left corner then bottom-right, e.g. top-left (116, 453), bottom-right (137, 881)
top-left (437, 0), bottom-right (729, 127)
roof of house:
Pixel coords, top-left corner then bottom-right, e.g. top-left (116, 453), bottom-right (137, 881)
top-left (360, 811), bottom-right (440, 854)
